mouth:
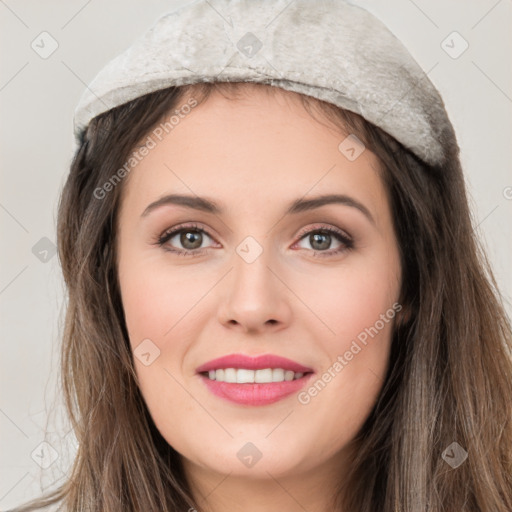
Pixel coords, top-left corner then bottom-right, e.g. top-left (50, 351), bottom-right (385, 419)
top-left (195, 353), bottom-right (315, 406)
top-left (199, 368), bottom-right (312, 383)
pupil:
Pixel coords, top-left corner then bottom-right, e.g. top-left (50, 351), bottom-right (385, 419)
top-left (311, 233), bottom-right (330, 251)
top-left (181, 230), bottom-right (202, 249)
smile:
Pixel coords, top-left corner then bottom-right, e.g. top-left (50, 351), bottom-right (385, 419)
top-left (196, 353), bottom-right (316, 406)
top-left (198, 370), bottom-right (315, 406)
top-left (202, 368), bottom-right (307, 383)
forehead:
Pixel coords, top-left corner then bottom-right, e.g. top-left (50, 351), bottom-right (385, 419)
top-left (119, 84), bottom-right (387, 223)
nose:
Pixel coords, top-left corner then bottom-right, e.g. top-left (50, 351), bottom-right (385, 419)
top-left (216, 247), bottom-right (292, 334)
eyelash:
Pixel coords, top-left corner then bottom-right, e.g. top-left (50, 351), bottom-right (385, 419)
top-left (154, 222), bottom-right (354, 258)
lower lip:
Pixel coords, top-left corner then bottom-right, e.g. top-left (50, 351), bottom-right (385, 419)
top-left (198, 372), bottom-right (315, 406)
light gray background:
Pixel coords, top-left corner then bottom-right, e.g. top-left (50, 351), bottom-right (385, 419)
top-left (1, 0), bottom-right (511, 507)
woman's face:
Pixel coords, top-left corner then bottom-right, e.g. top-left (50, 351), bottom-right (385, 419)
top-left (116, 85), bottom-right (401, 495)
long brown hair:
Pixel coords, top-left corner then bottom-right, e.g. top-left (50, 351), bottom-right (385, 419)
top-left (8, 82), bottom-right (512, 511)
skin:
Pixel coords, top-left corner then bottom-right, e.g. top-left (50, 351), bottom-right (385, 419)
top-left (116, 84), bottom-right (402, 512)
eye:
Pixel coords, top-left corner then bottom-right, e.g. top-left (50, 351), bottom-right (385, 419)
top-left (293, 225), bottom-right (354, 258)
top-left (154, 223), bottom-right (354, 258)
top-left (155, 223), bottom-right (216, 257)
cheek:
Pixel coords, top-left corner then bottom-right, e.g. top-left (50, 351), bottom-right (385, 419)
top-left (295, 251), bottom-right (399, 436)
top-left (304, 245), bottom-right (400, 347)
top-left (117, 257), bottom-right (208, 438)
top-left (119, 256), bottom-right (206, 349)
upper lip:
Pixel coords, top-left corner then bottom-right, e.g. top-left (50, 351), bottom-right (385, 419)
top-left (196, 354), bottom-right (314, 374)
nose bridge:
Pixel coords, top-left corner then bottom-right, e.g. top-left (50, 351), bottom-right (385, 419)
top-left (217, 233), bottom-right (291, 330)
top-left (231, 234), bottom-right (277, 303)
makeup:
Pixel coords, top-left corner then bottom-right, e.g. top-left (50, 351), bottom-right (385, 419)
top-left (196, 354), bottom-right (315, 406)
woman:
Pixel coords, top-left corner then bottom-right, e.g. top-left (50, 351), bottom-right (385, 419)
top-left (9, 0), bottom-right (512, 510)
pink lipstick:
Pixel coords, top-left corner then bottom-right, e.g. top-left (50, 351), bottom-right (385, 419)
top-left (196, 353), bottom-right (315, 406)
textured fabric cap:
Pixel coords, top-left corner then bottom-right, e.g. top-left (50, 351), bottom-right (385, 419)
top-left (73, 0), bottom-right (457, 166)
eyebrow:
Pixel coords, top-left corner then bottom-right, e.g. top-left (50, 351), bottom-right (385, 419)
top-left (140, 193), bottom-right (375, 225)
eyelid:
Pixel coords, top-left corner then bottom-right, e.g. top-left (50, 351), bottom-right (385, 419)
top-left (292, 224), bottom-right (354, 257)
top-left (294, 223), bottom-right (352, 243)
top-left (156, 222), bottom-right (216, 247)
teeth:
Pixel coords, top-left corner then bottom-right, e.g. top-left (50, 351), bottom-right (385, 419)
top-left (205, 368), bottom-right (306, 383)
